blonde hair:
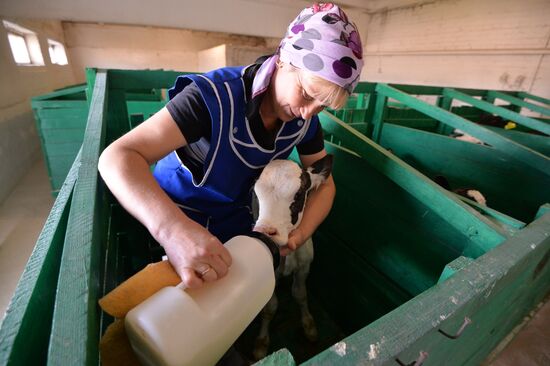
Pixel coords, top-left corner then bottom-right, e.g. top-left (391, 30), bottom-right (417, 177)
top-left (280, 61), bottom-right (349, 110)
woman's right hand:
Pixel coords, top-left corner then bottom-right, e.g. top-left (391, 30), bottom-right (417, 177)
top-left (161, 220), bottom-right (232, 288)
top-left (98, 107), bottom-right (232, 288)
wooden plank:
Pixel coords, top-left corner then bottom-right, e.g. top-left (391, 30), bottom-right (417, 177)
top-left (517, 91), bottom-right (550, 106)
top-left (444, 88), bottom-right (550, 135)
top-left (319, 111), bottom-right (508, 257)
top-left (316, 142), bottom-right (484, 295)
top-left (106, 87), bottom-right (132, 143)
top-left (0, 149), bottom-right (80, 365)
top-left (437, 256), bottom-right (475, 284)
top-left (41, 142), bottom-right (82, 156)
top-left (378, 84), bottom-right (550, 176)
top-left (85, 68), bottom-right (97, 110)
top-left (487, 91), bottom-right (550, 116)
top-left (311, 229), bottom-right (413, 320)
top-left (452, 192), bottom-right (525, 233)
top-left (31, 84), bottom-right (87, 101)
top-left (484, 125), bottom-right (550, 157)
top-left (108, 69), bottom-right (191, 90)
top-left (302, 212), bottom-right (550, 366)
top-left (351, 82), bottom-right (376, 94)
top-left (371, 94), bottom-right (387, 143)
top-left (436, 95), bottom-right (453, 134)
top-left (379, 123), bottom-right (549, 223)
top-left (41, 129), bottom-right (86, 143)
top-left (47, 71), bottom-right (108, 366)
top-left (31, 100), bottom-right (88, 109)
top-left (37, 108), bottom-right (89, 122)
top-left (353, 82), bottom-right (487, 97)
top-left (536, 203), bottom-right (550, 220)
top-left (254, 348), bottom-right (296, 366)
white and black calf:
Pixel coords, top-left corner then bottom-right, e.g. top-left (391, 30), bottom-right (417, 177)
top-left (433, 175), bottom-right (487, 206)
top-left (252, 155), bottom-right (333, 360)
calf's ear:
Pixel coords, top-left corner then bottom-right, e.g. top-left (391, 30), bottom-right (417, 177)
top-left (306, 154), bottom-right (333, 189)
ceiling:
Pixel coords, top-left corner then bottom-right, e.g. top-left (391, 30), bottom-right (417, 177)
top-left (0, 0), bottom-right (428, 39)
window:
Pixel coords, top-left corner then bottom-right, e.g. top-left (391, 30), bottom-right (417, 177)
top-left (3, 20), bottom-right (44, 66)
top-left (48, 39), bottom-right (68, 65)
top-left (7, 33), bottom-right (31, 64)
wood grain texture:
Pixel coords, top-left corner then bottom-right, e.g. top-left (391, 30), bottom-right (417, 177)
top-left (47, 70), bottom-right (107, 366)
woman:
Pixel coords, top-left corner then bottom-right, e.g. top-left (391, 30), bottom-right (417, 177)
top-left (98, 3), bottom-right (363, 289)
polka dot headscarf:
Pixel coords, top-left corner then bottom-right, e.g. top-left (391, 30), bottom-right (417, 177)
top-left (279, 3), bottom-right (363, 93)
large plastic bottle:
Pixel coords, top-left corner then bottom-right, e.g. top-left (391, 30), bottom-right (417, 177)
top-left (124, 233), bottom-right (280, 366)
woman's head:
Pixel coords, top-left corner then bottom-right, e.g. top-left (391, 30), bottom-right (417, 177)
top-left (278, 3), bottom-right (363, 95)
top-left (269, 60), bottom-right (348, 122)
top-left (254, 3), bottom-right (363, 122)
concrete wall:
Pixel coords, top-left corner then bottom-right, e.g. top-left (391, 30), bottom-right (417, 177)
top-left (0, 18), bottom-right (76, 203)
top-left (362, 0), bottom-right (550, 100)
top-left (62, 22), bottom-right (278, 82)
top-left (1, 0), bottom-right (549, 203)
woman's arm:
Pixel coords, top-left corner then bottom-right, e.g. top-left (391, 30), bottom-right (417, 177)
top-left (284, 149), bottom-right (336, 255)
top-left (98, 107), bottom-right (231, 288)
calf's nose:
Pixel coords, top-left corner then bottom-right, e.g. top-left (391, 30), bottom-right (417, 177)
top-left (253, 224), bottom-right (278, 237)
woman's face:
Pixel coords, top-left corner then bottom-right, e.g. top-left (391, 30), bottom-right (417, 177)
top-left (270, 66), bottom-right (327, 122)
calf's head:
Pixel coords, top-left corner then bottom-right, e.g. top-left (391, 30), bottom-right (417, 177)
top-left (253, 155), bottom-right (333, 246)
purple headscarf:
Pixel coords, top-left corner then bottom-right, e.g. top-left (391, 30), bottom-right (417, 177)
top-left (252, 3), bottom-right (363, 98)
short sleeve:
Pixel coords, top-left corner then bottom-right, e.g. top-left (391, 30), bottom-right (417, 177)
top-left (166, 82), bottom-right (212, 144)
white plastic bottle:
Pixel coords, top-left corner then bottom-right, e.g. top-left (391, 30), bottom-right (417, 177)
top-left (124, 233), bottom-right (279, 366)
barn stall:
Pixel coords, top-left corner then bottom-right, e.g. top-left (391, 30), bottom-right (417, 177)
top-left (0, 68), bottom-right (548, 365)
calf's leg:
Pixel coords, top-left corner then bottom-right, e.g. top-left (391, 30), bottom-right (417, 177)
top-left (253, 293), bottom-right (278, 360)
top-left (292, 261), bottom-right (318, 341)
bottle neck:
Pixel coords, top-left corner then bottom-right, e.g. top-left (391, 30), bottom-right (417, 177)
top-left (247, 231), bottom-right (280, 270)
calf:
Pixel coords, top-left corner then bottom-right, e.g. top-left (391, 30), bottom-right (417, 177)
top-left (251, 155), bottom-right (333, 360)
top-left (433, 175), bottom-right (487, 206)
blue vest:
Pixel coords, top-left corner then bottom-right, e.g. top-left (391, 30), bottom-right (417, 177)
top-left (153, 66), bottom-right (319, 242)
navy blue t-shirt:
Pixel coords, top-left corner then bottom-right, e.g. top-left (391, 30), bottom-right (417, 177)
top-left (166, 60), bottom-right (324, 156)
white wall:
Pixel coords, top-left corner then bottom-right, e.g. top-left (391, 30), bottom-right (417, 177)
top-left (63, 22), bottom-right (278, 82)
top-left (1, 0), bottom-right (549, 205)
top-left (0, 18), bottom-right (76, 203)
top-left (363, 0), bottom-right (550, 99)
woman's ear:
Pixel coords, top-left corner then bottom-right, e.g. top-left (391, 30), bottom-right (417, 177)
top-left (306, 154), bottom-right (333, 189)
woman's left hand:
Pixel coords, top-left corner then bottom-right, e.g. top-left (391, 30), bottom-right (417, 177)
top-left (280, 228), bottom-right (306, 256)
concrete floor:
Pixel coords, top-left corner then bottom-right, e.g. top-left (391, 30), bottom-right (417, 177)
top-left (0, 157), bottom-right (548, 364)
top-left (0, 157), bottom-right (54, 322)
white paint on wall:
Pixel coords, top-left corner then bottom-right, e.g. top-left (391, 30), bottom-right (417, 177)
top-left (62, 22), bottom-right (277, 81)
top-left (0, 18), bottom-right (76, 203)
top-left (362, 0), bottom-right (550, 99)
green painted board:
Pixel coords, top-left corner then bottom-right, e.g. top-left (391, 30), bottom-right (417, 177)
top-left (302, 212), bottom-right (550, 366)
top-left (315, 142), bottom-right (481, 295)
top-left (483, 125), bottom-right (550, 157)
top-left (254, 348), bottom-right (296, 366)
top-left (488, 91), bottom-right (550, 116)
top-left (378, 84), bottom-right (550, 176)
top-left (5, 70), bottom-right (550, 366)
top-left (319, 111), bottom-right (507, 258)
top-left (379, 123), bottom-right (550, 223)
top-left (517, 91), bottom-right (550, 109)
top-left (444, 88), bottom-right (550, 136)
top-left (0, 149), bottom-right (80, 365)
top-left (437, 256), bottom-right (475, 283)
top-left (31, 84), bottom-right (86, 101)
top-left (47, 71), bottom-right (108, 366)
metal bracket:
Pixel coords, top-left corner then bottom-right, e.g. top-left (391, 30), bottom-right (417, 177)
top-left (438, 317), bottom-right (472, 339)
top-left (396, 351), bottom-right (429, 366)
